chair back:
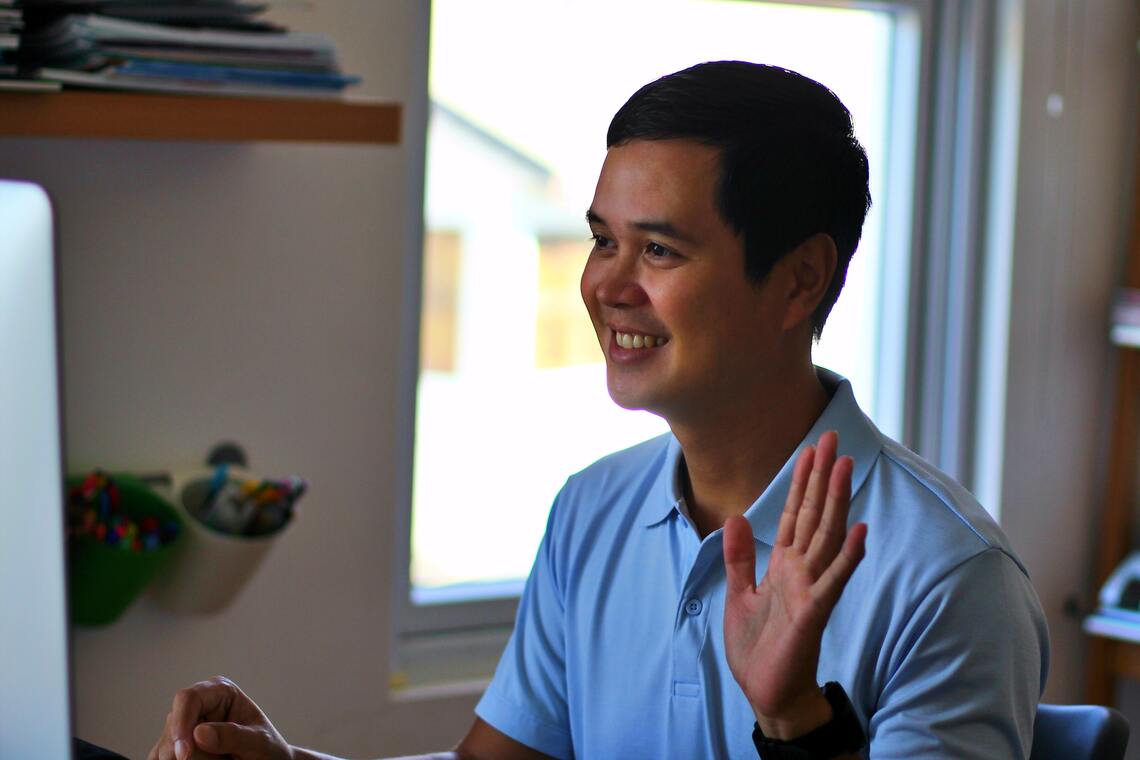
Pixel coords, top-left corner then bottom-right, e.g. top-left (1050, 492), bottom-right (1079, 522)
top-left (1030, 704), bottom-right (1130, 760)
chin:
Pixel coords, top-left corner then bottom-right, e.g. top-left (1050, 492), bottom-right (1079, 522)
top-left (606, 383), bottom-right (644, 411)
top-left (606, 381), bottom-right (664, 415)
top-left (609, 396), bottom-right (649, 412)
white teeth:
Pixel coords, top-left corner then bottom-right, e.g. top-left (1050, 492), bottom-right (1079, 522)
top-left (616, 331), bottom-right (666, 350)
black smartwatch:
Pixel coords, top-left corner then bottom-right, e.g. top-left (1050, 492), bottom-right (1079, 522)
top-left (751, 682), bottom-right (867, 760)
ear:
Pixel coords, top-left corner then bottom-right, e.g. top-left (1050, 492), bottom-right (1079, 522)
top-left (780, 233), bottom-right (837, 332)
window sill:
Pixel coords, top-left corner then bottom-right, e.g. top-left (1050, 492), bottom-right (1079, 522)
top-left (389, 626), bottom-right (511, 701)
top-left (389, 677), bottom-right (492, 702)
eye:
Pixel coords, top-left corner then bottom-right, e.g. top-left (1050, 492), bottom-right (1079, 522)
top-left (646, 241), bottom-right (675, 258)
top-left (589, 233), bottom-right (614, 249)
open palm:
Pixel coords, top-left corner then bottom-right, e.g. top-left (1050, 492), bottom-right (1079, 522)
top-left (723, 431), bottom-right (867, 733)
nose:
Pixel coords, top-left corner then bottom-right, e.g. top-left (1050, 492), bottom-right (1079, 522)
top-left (585, 253), bottom-right (649, 309)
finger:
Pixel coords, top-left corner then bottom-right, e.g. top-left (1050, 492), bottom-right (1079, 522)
top-left (170, 678), bottom-right (238, 758)
top-left (146, 715), bottom-right (169, 760)
top-left (165, 711), bottom-right (182, 760)
top-left (723, 515), bottom-right (757, 596)
top-left (792, 431), bottom-right (837, 553)
top-left (775, 445), bottom-right (815, 547)
top-left (805, 455), bottom-right (853, 570)
top-left (195, 721), bottom-right (262, 758)
top-left (151, 712), bottom-right (176, 760)
top-left (813, 522), bottom-right (867, 612)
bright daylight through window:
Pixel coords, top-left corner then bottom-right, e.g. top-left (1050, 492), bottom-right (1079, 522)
top-left (411, 1), bottom-right (903, 609)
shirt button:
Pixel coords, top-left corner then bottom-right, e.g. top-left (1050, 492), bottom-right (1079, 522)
top-left (685, 598), bottom-right (703, 616)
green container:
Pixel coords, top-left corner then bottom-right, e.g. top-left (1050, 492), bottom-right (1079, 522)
top-left (67, 473), bottom-right (183, 626)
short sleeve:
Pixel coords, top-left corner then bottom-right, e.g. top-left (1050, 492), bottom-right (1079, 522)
top-left (869, 548), bottom-right (1050, 759)
top-left (475, 488), bottom-right (573, 759)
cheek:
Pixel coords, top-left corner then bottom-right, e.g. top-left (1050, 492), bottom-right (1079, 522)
top-left (579, 258), bottom-right (600, 313)
top-left (644, 278), bottom-right (704, 328)
top-left (651, 280), bottom-right (762, 353)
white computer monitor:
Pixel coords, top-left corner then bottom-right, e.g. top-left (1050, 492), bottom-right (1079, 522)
top-left (0, 179), bottom-right (73, 759)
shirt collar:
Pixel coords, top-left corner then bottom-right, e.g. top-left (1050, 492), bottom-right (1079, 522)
top-left (641, 434), bottom-right (686, 527)
top-left (640, 368), bottom-right (883, 539)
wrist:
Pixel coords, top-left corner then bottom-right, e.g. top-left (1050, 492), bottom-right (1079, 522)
top-left (752, 682), bottom-right (867, 760)
top-left (752, 688), bottom-right (834, 741)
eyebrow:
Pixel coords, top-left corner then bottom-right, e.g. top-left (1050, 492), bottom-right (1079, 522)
top-left (585, 209), bottom-right (698, 245)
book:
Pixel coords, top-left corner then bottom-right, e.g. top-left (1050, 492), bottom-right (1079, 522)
top-left (104, 45), bottom-right (336, 72)
top-left (73, 14), bottom-right (337, 54)
top-left (36, 65), bottom-right (346, 98)
top-left (17, 1), bottom-right (282, 31)
top-left (14, 15), bottom-right (109, 69)
top-left (116, 59), bottom-right (358, 89)
top-left (12, 6), bottom-right (361, 98)
top-left (0, 76), bottom-right (61, 90)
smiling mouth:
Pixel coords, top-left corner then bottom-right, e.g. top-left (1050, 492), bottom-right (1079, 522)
top-left (614, 330), bottom-right (669, 349)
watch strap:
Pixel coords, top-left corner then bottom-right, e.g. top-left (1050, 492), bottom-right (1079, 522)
top-left (751, 682), bottom-right (867, 759)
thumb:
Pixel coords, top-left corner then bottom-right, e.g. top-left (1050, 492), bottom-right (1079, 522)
top-left (194, 722), bottom-right (262, 757)
top-left (723, 515), bottom-right (757, 595)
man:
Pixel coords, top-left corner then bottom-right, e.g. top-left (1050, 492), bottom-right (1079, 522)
top-left (149, 62), bottom-right (1048, 760)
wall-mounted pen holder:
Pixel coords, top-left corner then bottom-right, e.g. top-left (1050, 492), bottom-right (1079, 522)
top-left (67, 472), bottom-right (184, 626)
top-left (149, 466), bottom-right (298, 615)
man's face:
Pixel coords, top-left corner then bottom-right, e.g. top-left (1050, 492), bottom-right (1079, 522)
top-left (581, 139), bottom-right (791, 421)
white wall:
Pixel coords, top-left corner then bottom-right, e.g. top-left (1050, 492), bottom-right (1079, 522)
top-left (1, 3), bottom-right (478, 758)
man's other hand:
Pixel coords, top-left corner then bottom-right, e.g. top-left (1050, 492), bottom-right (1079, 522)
top-left (147, 676), bottom-right (293, 760)
top-left (722, 430), bottom-right (867, 740)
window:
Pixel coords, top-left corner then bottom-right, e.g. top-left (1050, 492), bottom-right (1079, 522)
top-left (399, 0), bottom-right (927, 640)
top-left (535, 238), bottom-right (604, 370)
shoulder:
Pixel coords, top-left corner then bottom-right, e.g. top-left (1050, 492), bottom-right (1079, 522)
top-left (833, 439), bottom-right (1049, 754)
top-left (555, 432), bottom-right (674, 516)
top-left (844, 435), bottom-right (1039, 638)
top-left (860, 437), bottom-right (1026, 574)
top-left (542, 432), bottom-right (675, 566)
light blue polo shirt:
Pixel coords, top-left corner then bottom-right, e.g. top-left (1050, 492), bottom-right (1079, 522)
top-left (476, 371), bottom-right (1049, 758)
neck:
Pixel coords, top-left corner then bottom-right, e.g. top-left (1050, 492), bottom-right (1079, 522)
top-left (672, 363), bottom-right (830, 538)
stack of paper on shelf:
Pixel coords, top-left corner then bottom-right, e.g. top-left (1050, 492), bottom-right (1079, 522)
top-left (64, 0), bottom-right (285, 31)
top-left (2, 1), bottom-right (361, 98)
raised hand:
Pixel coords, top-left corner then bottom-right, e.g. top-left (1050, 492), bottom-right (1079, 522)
top-left (147, 676), bottom-right (293, 760)
top-left (722, 430), bottom-right (867, 740)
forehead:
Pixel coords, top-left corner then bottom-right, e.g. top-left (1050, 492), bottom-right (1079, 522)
top-left (591, 139), bottom-right (723, 226)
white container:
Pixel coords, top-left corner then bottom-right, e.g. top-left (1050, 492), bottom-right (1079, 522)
top-left (149, 467), bottom-right (288, 615)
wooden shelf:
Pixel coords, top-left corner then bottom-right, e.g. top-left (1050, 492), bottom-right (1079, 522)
top-left (1085, 111), bottom-right (1140, 706)
top-left (1088, 635), bottom-right (1140, 704)
top-left (0, 90), bottom-right (401, 144)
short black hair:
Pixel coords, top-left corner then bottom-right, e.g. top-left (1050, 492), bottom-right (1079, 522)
top-left (607, 61), bottom-right (871, 338)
